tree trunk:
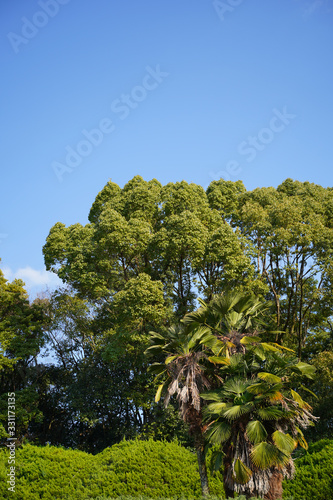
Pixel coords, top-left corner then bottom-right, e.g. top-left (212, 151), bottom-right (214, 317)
top-left (196, 445), bottom-right (210, 497)
top-left (264, 469), bottom-right (283, 500)
top-left (187, 407), bottom-right (210, 497)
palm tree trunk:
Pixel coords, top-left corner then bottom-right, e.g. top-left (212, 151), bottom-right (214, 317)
top-left (196, 444), bottom-right (209, 497)
top-left (187, 407), bottom-right (210, 497)
top-left (264, 469), bottom-right (283, 500)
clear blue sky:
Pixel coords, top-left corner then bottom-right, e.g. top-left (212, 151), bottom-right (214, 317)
top-left (1, 0), bottom-right (332, 295)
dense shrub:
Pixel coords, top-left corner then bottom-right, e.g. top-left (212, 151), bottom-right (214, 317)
top-left (89, 497), bottom-right (258, 500)
top-left (1, 438), bottom-right (332, 499)
top-left (0, 439), bottom-right (217, 499)
top-left (283, 439), bottom-right (333, 499)
top-left (0, 443), bottom-right (102, 499)
top-left (96, 439), bottom-right (203, 498)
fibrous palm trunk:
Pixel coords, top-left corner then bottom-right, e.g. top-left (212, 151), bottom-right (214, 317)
top-left (188, 407), bottom-right (210, 498)
top-left (264, 469), bottom-right (283, 500)
top-left (196, 444), bottom-right (210, 497)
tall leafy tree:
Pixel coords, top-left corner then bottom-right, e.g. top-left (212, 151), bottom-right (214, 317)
top-left (43, 176), bottom-right (255, 315)
top-left (42, 176), bottom-right (256, 448)
top-left (35, 277), bottom-right (172, 452)
top-left (208, 178), bottom-right (333, 357)
top-left (0, 269), bottom-right (48, 440)
top-left (41, 176), bottom-right (328, 459)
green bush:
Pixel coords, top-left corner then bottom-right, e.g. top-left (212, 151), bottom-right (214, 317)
top-left (283, 439), bottom-right (333, 500)
top-left (1, 438), bottom-right (332, 499)
top-left (96, 439), bottom-right (203, 498)
top-left (0, 443), bottom-right (102, 499)
top-left (0, 439), bottom-right (215, 499)
top-left (87, 497), bottom-right (257, 500)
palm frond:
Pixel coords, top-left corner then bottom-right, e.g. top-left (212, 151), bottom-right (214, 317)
top-left (147, 330), bottom-right (168, 342)
top-left (245, 382), bottom-right (266, 395)
top-left (148, 362), bottom-right (166, 375)
top-left (211, 450), bottom-right (224, 471)
top-left (188, 326), bottom-right (211, 350)
top-left (240, 335), bottom-right (262, 345)
top-left (246, 420), bottom-right (268, 444)
top-left (144, 344), bottom-right (165, 355)
top-left (222, 378), bottom-right (250, 395)
top-left (208, 356), bottom-right (231, 365)
top-left (222, 402), bottom-right (254, 420)
top-left (290, 389), bottom-right (306, 408)
top-left (168, 378), bottom-right (178, 396)
top-left (205, 420), bottom-right (232, 444)
top-left (155, 383), bottom-right (165, 402)
top-left (260, 343), bottom-right (281, 352)
top-left (165, 355), bottom-right (178, 365)
top-left (256, 406), bottom-right (284, 420)
top-left (201, 390), bottom-right (224, 402)
top-left (233, 458), bottom-right (253, 484)
top-left (269, 391), bottom-right (284, 402)
top-left (258, 372), bottom-right (282, 384)
top-left (206, 402), bottom-right (229, 414)
top-left (294, 427), bottom-right (308, 450)
top-left (253, 345), bottom-right (267, 361)
top-left (272, 430), bottom-right (295, 454)
top-left (270, 343), bottom-right (295, 352)
top-left (250, 442), bottom-right (279, 469)
top-left (290, 361), bottom-right (316, 379)
top-left (299, 384), bottom-right (318, 399)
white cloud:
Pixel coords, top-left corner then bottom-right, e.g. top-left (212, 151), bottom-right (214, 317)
top-left (2, 266), bottom-right (63, 291)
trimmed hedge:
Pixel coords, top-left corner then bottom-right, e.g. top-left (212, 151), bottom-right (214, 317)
top-left (283, 439), bottom-right (333, 500)
top-left (0, 439), bottom-right (218, 499)
top-left (0, 443), bottom-right (101, 499)
top-left (1, 438), bottom-right (333, 499)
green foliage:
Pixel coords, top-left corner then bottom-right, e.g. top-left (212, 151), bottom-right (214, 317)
top-left (43, 176), bottom-right (256, 316)
top-left (0, 269), bottom-right (49, 439)
top-left (0, 269), bottom-right (47, 371)
top-left (283, 439), bottom-right (333, 500)
top-left (74, 497), bottom-right (257, 500)
top-left (231, 178), bottom-right (333, 356)
top-left (0, 435), bottom-right (332, 499)
top-left (1, 176), bottom-right (332, 499)
top-left (97, 439), bottom-right (202, 498)
top-left (206, 179), bottom-right (246, 220)
top-left (304, 350), bottom-right (333, 440)
top-left (0, 440), bottom-right (216, 499)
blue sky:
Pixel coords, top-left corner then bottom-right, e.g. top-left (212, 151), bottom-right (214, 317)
top-left (1, 0), bottom-right (332, 296)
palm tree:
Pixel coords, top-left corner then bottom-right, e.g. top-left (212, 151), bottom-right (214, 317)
top-left (145, 291), bottom-right (317, 499)
top-left (145, 291), bottom-right (269, 496)
top-left (182, 291), bottom-right (269, 355)
top-left (202, 341), bottom-right (317, 499)
top-left (145, 323), bottom-right (218, 497)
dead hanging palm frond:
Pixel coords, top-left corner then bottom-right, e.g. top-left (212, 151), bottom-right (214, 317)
top-left (145, 322), bottom-right (213, 426)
